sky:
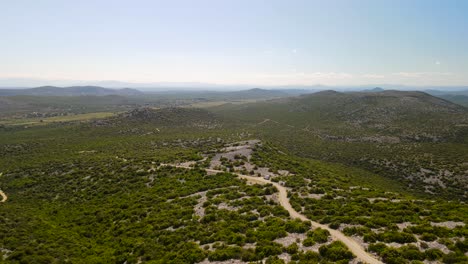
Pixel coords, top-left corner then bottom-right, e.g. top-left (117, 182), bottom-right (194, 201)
top-left (1, 0), bottom-right (468, 87)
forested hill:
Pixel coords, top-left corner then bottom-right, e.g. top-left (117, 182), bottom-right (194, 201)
top-left (210, 90), bottom-right (468, 200)
top-left (214, 90), bottom-right (468, 141)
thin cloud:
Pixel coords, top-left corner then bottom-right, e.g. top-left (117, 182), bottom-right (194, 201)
top-left (362, 74), bottom-right (385, 79)
top-left (254, 72), bottom-right (354, 81)
top-left (392, 72), bottom-right (453, 78)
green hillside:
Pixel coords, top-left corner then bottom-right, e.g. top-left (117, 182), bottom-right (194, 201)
top-left (211, 91), bottom-right (468, 200)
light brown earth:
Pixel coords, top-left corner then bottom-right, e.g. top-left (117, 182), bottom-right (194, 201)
top-left (0, 172), bottom-right (6, 203)
top-left (0, 190), bottom-right (7, 203)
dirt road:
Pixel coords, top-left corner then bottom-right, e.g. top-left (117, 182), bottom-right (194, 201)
top-left (163, 164), bottom-right (383, 264)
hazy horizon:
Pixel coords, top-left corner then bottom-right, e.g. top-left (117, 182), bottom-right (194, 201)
top-left (2, 77), bottom-right (468, 91)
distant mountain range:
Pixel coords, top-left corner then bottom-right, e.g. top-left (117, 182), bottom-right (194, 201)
top-left (0, 86), bottom-right (143, 96)
top-left (1, 85), bottom-right (468, 107)
top-left (0, 86), bottom-right (305, 99)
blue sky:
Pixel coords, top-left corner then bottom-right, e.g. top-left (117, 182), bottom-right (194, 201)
top-left (1, 0), bottom-right (468, 86)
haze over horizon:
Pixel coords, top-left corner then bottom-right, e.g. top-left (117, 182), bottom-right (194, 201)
top-left (2, 0), bottom-right (468, 87)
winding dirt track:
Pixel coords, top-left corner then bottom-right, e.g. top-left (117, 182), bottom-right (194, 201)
top-left (164, 164), bottom-right (383, 264)
top-left (0, 190), bottom-right (7, 203)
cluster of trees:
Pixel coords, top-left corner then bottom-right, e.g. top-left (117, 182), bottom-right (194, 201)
top-left (302, 228), bottom-right (330, 247)
top-left (369, 242), bottom-right (468, 264)
top-left (208, 240), bottom-right (283, 262)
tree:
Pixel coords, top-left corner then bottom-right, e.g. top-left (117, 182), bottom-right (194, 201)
top-left (319, 241), bottom-right (354, 262)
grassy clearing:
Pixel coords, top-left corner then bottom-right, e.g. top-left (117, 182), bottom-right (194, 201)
top-left (187, 99), bottom-right (263, 108)
top-left (0, 112), bottom-right (116, 127)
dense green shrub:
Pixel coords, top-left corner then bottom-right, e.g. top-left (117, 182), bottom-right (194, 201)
top-left (399, 245), bottom-right (425, 261)
top-left (307, 227), bottom-right (330, 243)
top-left (368, 243), bottom-right (388, 254)
top-left (318, 241), bottom-right (354, 262)
top-left (377, 231), bottom-right (417, 243)
top-left (286, 243), bottom-right (299, 254)
top-left (302, 237), bottom-right (315, 247)
top-left (425, 248), bottom-right (443, 261)
top-left (208, 245), bottom-right (242, 261)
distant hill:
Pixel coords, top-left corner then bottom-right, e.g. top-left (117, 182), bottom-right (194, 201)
top-left (425, 88), bottom-right (468, 97)
top-left (269, 88), bottom-right (316, 96)
top-left (0, 95), bottom-right (152, 118)
top-left (425, 89), bottom-right (468, 107)
top-left (436, 94), bottom-right (468, 107)
top-left (0, 86), bottom-right (143, 96)
top-left (214, 89), bottom-right (468, 141)
top-left (105, 107), bottom-right (222, 129)
top-left (147, 88), bottom-right (291, 100)
top-left (224, 88), bottom-right (289, 99)
top-left (361, 87), bottom-right (384, 92)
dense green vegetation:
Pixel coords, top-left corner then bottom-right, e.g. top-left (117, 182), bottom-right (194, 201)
top-left (1, 89), bottom-right (467, 263)
top-left (251, 142), bottom-right (468, 263)
top-left (1, 162), bottom-right (299, 262)
top-left (0, 115), bottom-right (356, 263)
top-left (213, 90), bottom-right (468, 200)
